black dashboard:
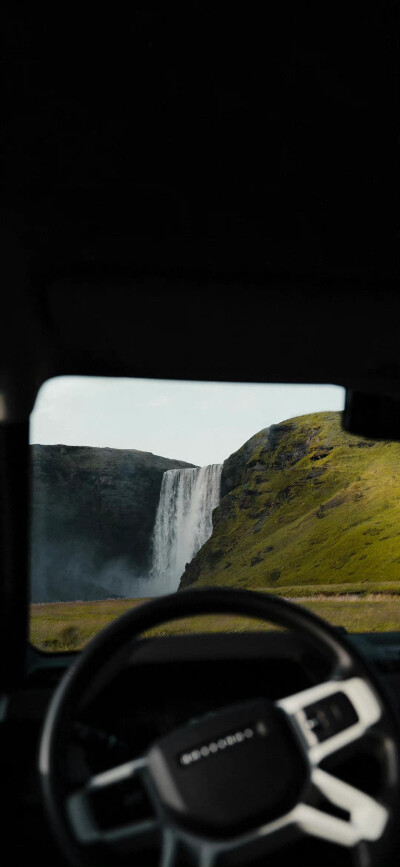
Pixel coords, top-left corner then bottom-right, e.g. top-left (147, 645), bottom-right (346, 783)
top-left (2, 630), bottom-right (400, 866)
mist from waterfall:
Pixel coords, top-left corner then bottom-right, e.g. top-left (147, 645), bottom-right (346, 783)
top-left (150, 464), bottom-right (222, 593)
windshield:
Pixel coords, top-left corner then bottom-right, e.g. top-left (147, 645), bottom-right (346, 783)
top-left (29, 377), bottom-right (400, 651)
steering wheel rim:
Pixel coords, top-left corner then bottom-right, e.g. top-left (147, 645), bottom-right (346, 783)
top-left (39, 587), bottom-right (400, 866)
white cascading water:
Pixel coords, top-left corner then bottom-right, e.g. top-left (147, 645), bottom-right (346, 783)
top-left (150, 464), bottom-right (222, 592)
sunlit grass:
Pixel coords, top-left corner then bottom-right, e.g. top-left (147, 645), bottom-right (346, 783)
top-left (30, 588), bottom-right (400, 652)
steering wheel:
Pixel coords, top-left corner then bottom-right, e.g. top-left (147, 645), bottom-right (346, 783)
top-left (39, 588), bottom-right (400, 866)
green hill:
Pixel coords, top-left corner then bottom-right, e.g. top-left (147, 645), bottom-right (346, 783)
top-left (179, 412), bottom-right (400, 593)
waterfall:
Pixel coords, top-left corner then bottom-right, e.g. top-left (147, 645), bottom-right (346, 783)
top-left (150, 464), bottom-right (222, 592)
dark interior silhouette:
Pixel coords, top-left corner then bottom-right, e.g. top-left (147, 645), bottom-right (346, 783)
top-left (1, 5), bottom-right (399, 865)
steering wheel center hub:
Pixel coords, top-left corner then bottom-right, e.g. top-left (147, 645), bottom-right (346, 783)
top-left (148, 698), bottom-right (308, 836)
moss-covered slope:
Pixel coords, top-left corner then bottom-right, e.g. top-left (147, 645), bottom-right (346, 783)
top-left (179, 412), bottom-right (400, 590)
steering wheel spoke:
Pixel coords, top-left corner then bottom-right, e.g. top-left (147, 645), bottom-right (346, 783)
top-left (309, 767), bottom-right (388, 844)
top-left (66, 755), bottom-right (160, 851)
top-left (152, 781), bottom-right (388, 866)
top-left (156, 811), bottom-right (304, 867)
top-left (278, 675), bottom-right (382, 763)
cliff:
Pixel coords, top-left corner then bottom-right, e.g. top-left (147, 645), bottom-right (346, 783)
top-left (30, 445), bottom-right (195, 602)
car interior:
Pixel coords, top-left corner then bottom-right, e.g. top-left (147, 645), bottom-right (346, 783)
top-left (2, 5), bottom-right (400, 866)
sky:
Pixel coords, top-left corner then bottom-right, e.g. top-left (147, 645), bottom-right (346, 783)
top-left (29, 377), bottom-right (345, 466)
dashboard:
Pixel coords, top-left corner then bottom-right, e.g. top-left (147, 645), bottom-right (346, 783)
top-left (2, 630), bottom-right (400, 866)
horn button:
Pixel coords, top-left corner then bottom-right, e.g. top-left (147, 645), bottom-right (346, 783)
top-left (148, 698), bottom-right (308, 837)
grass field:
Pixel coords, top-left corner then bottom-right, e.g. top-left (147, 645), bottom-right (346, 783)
top-left (30, 585), bottom-right (400, 652)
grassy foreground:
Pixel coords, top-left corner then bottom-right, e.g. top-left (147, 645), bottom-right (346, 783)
top-left (30, 587), bottom-right (400, 652)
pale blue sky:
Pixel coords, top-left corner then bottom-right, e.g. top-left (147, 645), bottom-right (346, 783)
top-left (30, 377), bottom-right (344, 466)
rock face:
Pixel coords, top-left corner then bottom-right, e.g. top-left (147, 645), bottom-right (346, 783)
top-left (179, 411), bottom-right (400, 590)
top-left (220, 428), bottom-right (270, 498)
top-left (30, 445), bottom-right (195, 602)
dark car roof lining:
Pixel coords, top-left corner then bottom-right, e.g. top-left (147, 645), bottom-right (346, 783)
top-left (2, 271), bottom-right (400, 414)
top-left (2, 226), bottom-right (400, 413)
top-left (2, 3), bottom-right (398, 412)
top-left (0, 4), bottom-right (398, 685)
top-left (39, 275), bottom-right (400, 389)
